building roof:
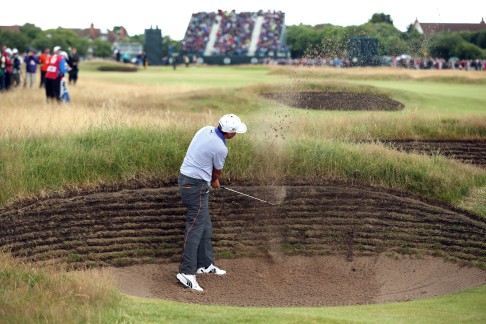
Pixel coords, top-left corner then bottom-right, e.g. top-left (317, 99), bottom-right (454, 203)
top-left (68, 24), bottom-right (128, 43)
top-left (414, 18), bottom-right (486, 35)
top-left (0, 25), bottom-right (21, 32)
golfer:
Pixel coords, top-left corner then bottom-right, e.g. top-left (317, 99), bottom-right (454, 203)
top-left (176, 114), bottom-right (247, 291)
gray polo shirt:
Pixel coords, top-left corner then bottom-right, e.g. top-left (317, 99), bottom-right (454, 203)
top-left (180, 126), bottom-right (228, 182)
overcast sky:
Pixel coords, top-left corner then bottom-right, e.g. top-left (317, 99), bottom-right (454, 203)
top-left (4, 0), bottom-right (486, 40)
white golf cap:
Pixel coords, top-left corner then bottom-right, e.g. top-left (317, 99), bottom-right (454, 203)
top-left (60, 51), bottom-right (68, 59)
top-left (218, 114), bottom-right (247, 134)
top-left (12, 48), bottom-right (18, 54)
top-left (53, 46), bottom-right (61, 52)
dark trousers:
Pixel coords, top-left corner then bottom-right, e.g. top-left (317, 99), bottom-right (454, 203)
top-left (0, 74), bottom-right (5, 91)
top-left (69, 69), bottom-right (78, 84)
top-left (178, 173), bottom-right (214, 275)
top-left (45, 77), bottom-right (61, 101)
top-left (40, 71), bottom-right (46, 88)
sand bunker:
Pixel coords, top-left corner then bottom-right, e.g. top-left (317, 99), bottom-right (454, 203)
top-left (262, 91), bottom-right (405, 111)
top-left (106, 254), bottom-right (486, 307)
top-left (1, 184), bottom-right (485, 306)
top-left (383, 139), bottom-right (486, 167)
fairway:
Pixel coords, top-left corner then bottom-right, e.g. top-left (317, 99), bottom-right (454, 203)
top-left (0, 63), bottom-right (485, 323)
top-left (82, 65), bottom-right (284, 88)
top-left (353, 80), bottom-right (486, 114)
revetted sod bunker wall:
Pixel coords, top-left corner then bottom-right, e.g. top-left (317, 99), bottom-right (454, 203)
top-left (0, 184), bottom-right (485, 268)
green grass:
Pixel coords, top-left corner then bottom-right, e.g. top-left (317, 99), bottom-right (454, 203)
top-left (1, 65), bottom-right (486, 322)
top-left (80, 61), bottom-right (282, 88)
top-left (352, 80), bottom-right (486, 114)
top-left (104, 285), bottom-right (486, 323)
top-left (1, 128), bottom-right (485, 214)
top-left (0, 127), bottom-right (188, 205)
top-left (2, 251), bottom-right (485, 323)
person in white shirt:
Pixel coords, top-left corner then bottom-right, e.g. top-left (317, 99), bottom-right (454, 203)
top-left (176, 114), bottom-right (247, 292)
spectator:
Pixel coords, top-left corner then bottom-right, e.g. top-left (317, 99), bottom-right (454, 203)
top-left (45, 46), bottom-right (67, 102)
top-left (171, 56), bottom-right (177, 70)
top-left (10, 49), bottom-right (22, 87)
top-left (24, 49), bottom-right (38, 88)
top-left (59, 51), bottom-right (71, 103)
top-left (38, 47), bottom-right (50, 88)
top-left (142, 52), bottom-right (148, 69)
top-left (2, 47), bottom-right (12, 90)
top-left (0, 45), bottom-right (7, 91)
top-left (67, 47), bottom-right (79, 85)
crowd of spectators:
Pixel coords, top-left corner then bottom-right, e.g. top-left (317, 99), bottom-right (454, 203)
top-left (182, 10), bottom-right (287, 57)
top-left (389, 56), bottom-right (485, 70)
top-left (259, 55), bottom-right (486, 71)
top-left (1, 44), bottom-right (79, 99)
top-left (255, 11), bottom-right (287, 57)
top-left (181, 12), bottom-right (218, 55)
top-left (212, 10), bottom-right (255, 56)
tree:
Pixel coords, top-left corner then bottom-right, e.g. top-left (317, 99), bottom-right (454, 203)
top-left (452, 41), bottom-right (485, 59)
top-left (286, 24), bottom-right (324, 58)
top-left (429, 33), bottom-right (463, 59)
top-left (477, 30), bottom-right (486, 49)
top-left (19, 24), bottom-right (42, 42)
top-left (129, 34), bottom-right (144, 44)
top-left (369, 13), bottom-right (393, 25)
top-left (0, 30), bottom-right (29, 52)
top-left (91, 38), bottom-right (113, 58)
top-left (381, 35), bottom-right (409, 57)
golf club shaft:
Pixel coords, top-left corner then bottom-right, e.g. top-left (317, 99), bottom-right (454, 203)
top-left (221, 186), bottom-right (276, 205)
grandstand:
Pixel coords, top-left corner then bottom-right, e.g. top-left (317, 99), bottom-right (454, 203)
top-left (181, 10), bottom-right (289, 64)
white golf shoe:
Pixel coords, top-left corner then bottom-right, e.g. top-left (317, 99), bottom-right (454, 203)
top-left (176, 273), bottom-right (203, 291)
top-left (196, 263), bottom-right (226, 275)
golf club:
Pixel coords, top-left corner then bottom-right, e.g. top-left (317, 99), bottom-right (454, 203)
top-left (221, 186), bottom-right (277, 206)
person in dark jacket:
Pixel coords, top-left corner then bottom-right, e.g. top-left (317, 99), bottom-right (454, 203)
top-left (11, 48), bottom-right (21, 87)
top-left (67, 47), bottom-right (79, 85)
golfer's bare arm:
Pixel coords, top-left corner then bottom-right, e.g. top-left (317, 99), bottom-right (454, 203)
top-left (211, 168), bottom-right (222, 189)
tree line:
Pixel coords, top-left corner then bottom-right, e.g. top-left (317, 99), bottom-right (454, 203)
top-left (285, 13), bottom-right (486, 59)
top-left (2, 13), bottom-right (485, 60)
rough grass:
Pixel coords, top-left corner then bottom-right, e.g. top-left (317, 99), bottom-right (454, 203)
top-left (269, 65), bottom-right (486, 83)
top-left (1, 65), bottom-right (486, 322)
top-left (0, 253), bottom-right (120, 323)
top-left (1, 128), bottom-right (485, 214)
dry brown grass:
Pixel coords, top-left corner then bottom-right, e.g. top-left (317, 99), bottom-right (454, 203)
top-left (0, 252), bottom-right (119, 322)
top-left (0, 79), bottom-right (219, 139)
top-left (271, 65), bottom-right (486, 81)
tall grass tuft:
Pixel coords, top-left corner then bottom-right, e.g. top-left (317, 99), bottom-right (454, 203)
top-left (1, 128), bottom-right (485, 211)
top-left (0, 252), bottom-right (120, 323)
top-left (0, 127), bottom-right (189, 204)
